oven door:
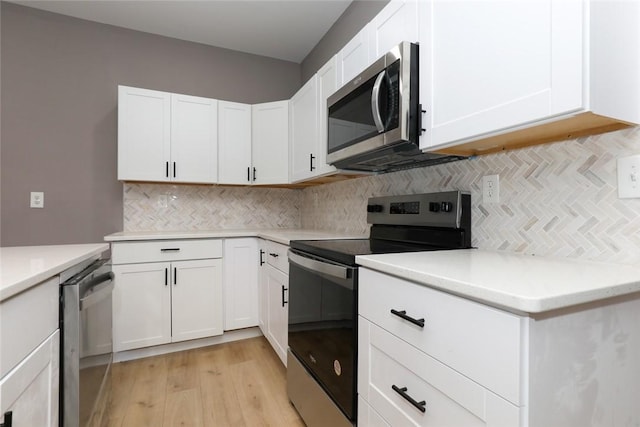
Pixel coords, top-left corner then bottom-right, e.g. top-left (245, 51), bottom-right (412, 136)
top-left (287, 250), bottom-right (358, 421)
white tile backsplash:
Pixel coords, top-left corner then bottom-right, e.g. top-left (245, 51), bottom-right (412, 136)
top-left (123, 127), bottom-right (640, 264)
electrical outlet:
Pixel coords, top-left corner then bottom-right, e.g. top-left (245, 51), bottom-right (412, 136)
top-left (483, 175), bottom-right (500, 204)
top-left (617, 155), bottom-right (640, 198)
top-left (30, 191), bottom-right (44, 208)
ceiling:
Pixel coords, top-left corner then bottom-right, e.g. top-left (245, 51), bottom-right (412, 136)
top-left (9, 0), bottom-right (353, 63)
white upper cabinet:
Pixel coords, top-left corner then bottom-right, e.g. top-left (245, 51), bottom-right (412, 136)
top-left (218, 101), bottom-right (253, 185)
top-left (252, 101), bottom-right (289, 185)
top-left (290, 75), bottom-right (319, 183)
top-left (418, 1), bottom-right (585, 150)
top-left (171, 94), bottom-right (218, 183)
top-left (315, 56), bottom-right (339, 177)
top-left (368, 0), bottom-right (419, 62)
top-left (118, 86), bottom-right (171, 182)
top-left (337, 26), bottom-right (371, 87)
top-left (118, 86), bottom-right (218, 184)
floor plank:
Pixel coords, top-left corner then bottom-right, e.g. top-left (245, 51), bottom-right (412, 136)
top-left (104, 336), bottom-right (304, 427)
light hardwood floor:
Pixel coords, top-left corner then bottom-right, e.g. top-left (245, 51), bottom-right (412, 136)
top-left (103, 337), bottom-right (305, 427)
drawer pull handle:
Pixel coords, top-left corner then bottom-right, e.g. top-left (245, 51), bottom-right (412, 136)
top-left (392, 385), bottom-right (426, 413)
top-left (1, 411), bottom-right (13, 427)
top-left (270, 253), bottom-right (279, 258)
top-left (282, 285), bottom-right (288, 307)
top-left (161, 248), bottom-right (181, 252)
top-left (390, 309), bottom-right (425, 328)
top-left (259, 249), bottom-right (266, 266)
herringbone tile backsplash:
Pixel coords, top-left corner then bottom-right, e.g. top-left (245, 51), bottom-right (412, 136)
top-left (123, 184), bottom-right (301, 230)
top-left (124, 127), bottom-right (640, 264)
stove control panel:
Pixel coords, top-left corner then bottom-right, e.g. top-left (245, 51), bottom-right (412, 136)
top-left (390, 201), bottom-right (420, 214)
top-left (367, 191), bottom-right (470, 228)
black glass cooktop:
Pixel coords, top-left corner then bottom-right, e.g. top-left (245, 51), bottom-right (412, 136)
top-left (290, 238), bottom-right (449, 266)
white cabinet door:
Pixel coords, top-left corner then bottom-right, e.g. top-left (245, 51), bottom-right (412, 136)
top-left (223, 238), bottom-right (259, 331)
top-left (368, 0), bottom-right (419, 62)
top-left (112, 262), bottom-right (172, 352)
top-left (170, 94), bottom-right (218, 184)
top-left (290, 75), bottom-right (319, 183)
top-left (118, 86), bottom-right (171, 182)
top-left (218, 101), bottom-right (252, 185)
top-left (258, 239), bottom-right (269, 336)
top-left (419, 0), bottom-right (584, 150)
top-left (266, 264), bottom-right (289, 366)
top-left (171, 259), bottom-right (223, 342)
top-left (252, 101), bottom-right (289, 185)
top-left (316, 56), bottom-right (339, 176)
top-left (337, 26), bottom-right (371, 87)
top-left (0, 330), bottom-right (59, 427)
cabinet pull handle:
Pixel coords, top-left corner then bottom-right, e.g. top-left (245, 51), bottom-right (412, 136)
top-left (310, 153), bottom-right (316, 171)
top-left (253, 167), bottom-right (257, 182)
top-left (392, 385), bottom-right (426, 413)
top-left (174, 267), bottom-right (177, 285)
top-left (281, 285), bottom-right (288, 307)
top-left (247, 167), bottom-right (251, 182)
top-left (418, 104), bottom-right (426, 135)
top-left (390, 309), bottom-right (425, 328)
top-left (165, 161), bottom-right (169, 178)
top-left (1, 411), bottom-right (13, 427)
top-left (259, 249), bottom-right (265, 266)
top-left (270, 252), bottom-right (279, 258)
top-left (164, 268), bottom-right (168, 286)
top-left (173, 162), bottom-right (176, 178)
top-left (160, 248), bottom-right (180, 252)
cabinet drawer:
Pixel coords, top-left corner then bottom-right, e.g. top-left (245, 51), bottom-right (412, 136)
top-left (358, 318), bottom-right (521, 427)
top-left (111, 239), bottom-right (222, 264)
top-left (359, 268), bottom-right (524, 405)
top-left (0, 277), bottom-right (59, 378)
top-left (358, 395), bottom-right (390, 427)
top-left (266, 241), bottom-right (288, 274)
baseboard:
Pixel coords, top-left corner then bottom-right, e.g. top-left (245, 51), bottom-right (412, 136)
top-left (112, 327), bottom-right (263, 363)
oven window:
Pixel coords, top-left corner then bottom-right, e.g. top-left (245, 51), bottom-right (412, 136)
top-left (288, 261), bottom-right (357, 420)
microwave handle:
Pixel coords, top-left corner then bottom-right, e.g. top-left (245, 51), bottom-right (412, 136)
top-left (371, 70), bottom-right (386, 133)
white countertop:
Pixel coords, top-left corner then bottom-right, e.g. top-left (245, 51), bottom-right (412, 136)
top-left (0, 243), bottom-right (110, 302)
top-left (105, 229), bottom-right (367, 245)
top-left (356, 249), bottom-right (640, 314)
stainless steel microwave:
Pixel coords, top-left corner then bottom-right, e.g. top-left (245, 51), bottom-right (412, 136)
top-left (327, 41), bottom-right (465, 172)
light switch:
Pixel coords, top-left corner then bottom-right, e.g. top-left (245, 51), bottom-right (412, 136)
top-left (30, 191), bottom-right (44, 208)
top-left (617, 155), bottom-right (640, 198)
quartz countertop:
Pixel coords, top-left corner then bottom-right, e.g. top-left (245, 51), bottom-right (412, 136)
top-left (356, 249), bottom-right (640, 314)
top-left (0, 243), bottom-right (110, 302)
top-left (104, 229), bottom-right (367, 245)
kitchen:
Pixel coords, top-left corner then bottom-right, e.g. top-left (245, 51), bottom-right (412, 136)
top-left (2, 0), bottom-right (640, 426)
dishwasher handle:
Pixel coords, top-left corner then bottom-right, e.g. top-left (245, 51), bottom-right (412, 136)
top-left (80, 272), bottom-right (114, 311)
top-left (288, 250), bottom-right (354, 280)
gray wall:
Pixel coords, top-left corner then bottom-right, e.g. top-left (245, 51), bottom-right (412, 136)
top-left (301, 0), bottom-right (389, 82)
top-left (0, 2), bottom-right (301, 246)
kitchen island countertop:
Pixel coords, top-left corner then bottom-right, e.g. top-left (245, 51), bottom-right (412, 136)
top-left (0, 243), bottom-right (110, 302)
top-left (356, 249), bottom-right (640, 314)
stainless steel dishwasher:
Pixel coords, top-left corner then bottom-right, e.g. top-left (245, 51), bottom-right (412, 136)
top-left (60, 257), bottom-right (113, 427)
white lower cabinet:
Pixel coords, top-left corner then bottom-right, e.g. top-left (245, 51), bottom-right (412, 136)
top-left (359, 267), bottom-right (640, 426)
top-left (111, 239), bottom-right (223, 352)
top-left (223, 238), bottom-right (260, 330)
top-left (0, 330), bottom-right (59, 427)
top-left (257, 239), bottom-right (290, 366)
top-left (358, 318), bottom-right (520, 427)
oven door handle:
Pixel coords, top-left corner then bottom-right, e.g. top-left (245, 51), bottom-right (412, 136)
top-left (288, 250), bottom-right (354, 280)
top-left (80, 273), bottom-right (114, 311)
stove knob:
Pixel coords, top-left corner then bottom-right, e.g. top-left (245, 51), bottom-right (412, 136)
top-left (441, 202), bottom-right (453, 213)
top-left (367, 204), bottom-right (384, 213)
top-left (429, 202), bottom-right (440, 212)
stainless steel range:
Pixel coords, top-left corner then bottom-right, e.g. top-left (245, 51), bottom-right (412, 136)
top-left (286, 190), bottom-right (472, 427)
